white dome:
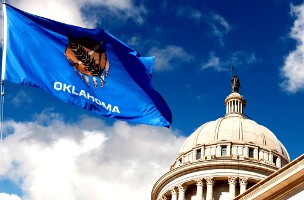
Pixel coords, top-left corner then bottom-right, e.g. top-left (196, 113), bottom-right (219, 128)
top-left (179, 114), bottom-right (289, 161)
top-left (179, 92), bottom-right (290, 161)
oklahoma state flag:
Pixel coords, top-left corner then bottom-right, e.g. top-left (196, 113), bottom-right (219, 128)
top-left (1, 4), bottom-right (172, 127)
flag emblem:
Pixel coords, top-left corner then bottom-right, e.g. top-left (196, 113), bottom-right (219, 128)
top-left (65, 36), bottom-right (110, 88)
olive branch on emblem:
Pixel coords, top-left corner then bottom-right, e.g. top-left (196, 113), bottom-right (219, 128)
top-left (65, 36), bottom-right (110, 89)
top-left (72, 44), bottom-right (105, 77)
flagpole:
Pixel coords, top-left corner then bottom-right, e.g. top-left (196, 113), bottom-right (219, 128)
top-left (231, 66), bottom-right (234, 78)
top-left (231, 66), bottom-right (232, 79)
top-left (1, 0), bottom-right (6, 159)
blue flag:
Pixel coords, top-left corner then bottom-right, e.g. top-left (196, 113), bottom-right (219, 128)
top-left (1, 4), bottom-right (172, 127)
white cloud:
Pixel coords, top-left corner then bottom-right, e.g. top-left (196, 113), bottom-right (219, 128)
top-left (11, 91), bottom-right (32, 108)
top-left (207, 12), bottom-right (232, 46)
top-left (280, 3), bottom-right (304, 93)
top-left (201, 51), bottom-right (258, 72)
top-left (10, 0), bottom-right (93, 28)
top-left (0, 193), bottom-right (21, 200)
top-left (0, 113), bottom-right (185, 200)
top-left (174, 7), bottom-right (231, 46)
top-left (230, 51), bottom-right (258, 66)
top-left (88, 0), bottom-right (133, 10)
top-left (176, 6), bottom-right (203, 22)
top-left (212, 13), bottom-right (230, 33)
top-left (126, 36), bottom-right (143, 51)
top-left (8, 0), bottom-right (146, 28)
top-left (148, 45), bottom-right (193, 72)
top-left (201, 52), bottom-right (223, 71)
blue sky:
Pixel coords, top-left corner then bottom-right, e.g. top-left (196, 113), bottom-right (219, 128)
top-left (1, 0), bottom-right (304, 199)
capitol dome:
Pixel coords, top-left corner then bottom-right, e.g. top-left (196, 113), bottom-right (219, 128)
top-left (152, 77), bottom-right (290, 200)
top-left (179, 92), bottom-right (289, 162)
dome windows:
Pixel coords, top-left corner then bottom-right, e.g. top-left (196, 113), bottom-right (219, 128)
top-left (221, 145), bottom-right (227, 156)
top-left (273, 155), bottom-right (278, 165)
top-left (249, 148), bottom-right (254, 158)
top-left (196, 149), bottom-right (202, 160)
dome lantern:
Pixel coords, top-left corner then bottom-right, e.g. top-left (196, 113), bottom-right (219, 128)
top-left (224, 92), bottom-right (246, 116)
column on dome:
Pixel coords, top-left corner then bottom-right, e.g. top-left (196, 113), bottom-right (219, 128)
top-left (170, 188), bottom-right (177, 200)
top-left (216, 145), bottom-right (221, 157)
top-left (201, 146), bottom-right (205, 159)
top-left (244, 146), bottom-right (249, 158)
top-left (228, 101), bottom-right (231, 113)
top-left (205, 146), bottom-right (210, 157)
top-left (196, 179), bottom-right (204, 200)
top-left (239, 177), bottom-right (248, 194)
top-left (236, 100), bottom-right (238, 112)
top-left (253, 148), bottom-right (258, 159)
top-left (205, 177), bottom-right (214, 200)
top-left (228, 177), bottom-right (237, 200)
top-left (259, 150), bottom-right (263, 160)
top-left (211, 146), bottom-right (216, 156)
top-left (178, 184), bottom-right (186, 200)
top-left (235, 100), bottom-right (238, 112)
top-left (269, 153), bottom-right (273, 164)
top-left (237, 145), bottom-right (243, 155)
top-left (264, 151), bottom-right (269, 161)
top-left (231, 101), bottom-right (233, 113)
top-left (236, 100), bottom-right (239, 113)
top-left (227, 144), bottom-right (231, 156)
top-left (232, 146), bottom-right (237, 156)
top-left (230, 101), bottom-right (233, 113)
top-left (277, 156), bottom-right (282, 168)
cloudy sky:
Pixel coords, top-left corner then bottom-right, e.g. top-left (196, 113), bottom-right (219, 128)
top-left (1, 0), bottom-right (304, 199)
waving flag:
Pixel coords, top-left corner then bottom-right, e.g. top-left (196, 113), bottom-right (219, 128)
top-left (1, 4), bottom-right (172, 127)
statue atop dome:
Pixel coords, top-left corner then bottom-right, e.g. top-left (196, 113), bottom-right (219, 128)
top-left (231, 75), bottom-right (240, 93)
